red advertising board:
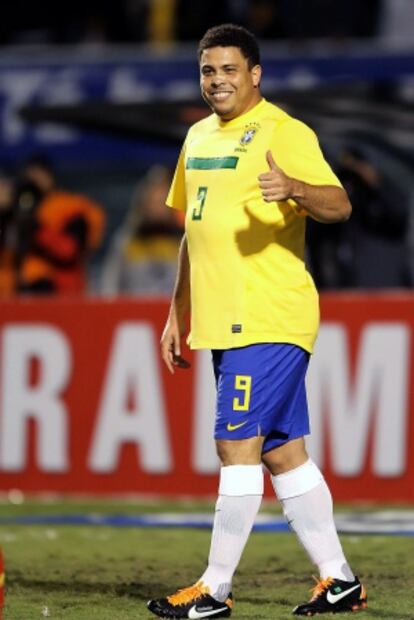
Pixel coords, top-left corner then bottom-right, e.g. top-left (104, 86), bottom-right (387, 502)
top-left (0, 293), bottom-right (412, 502)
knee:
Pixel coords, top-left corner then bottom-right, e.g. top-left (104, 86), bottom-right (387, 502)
top-left (216, 437), bottom-right (263, 466)
top-left (262, 438), bottom-right (308, 475)
top-left (262, 450), bottom-right (289, 475)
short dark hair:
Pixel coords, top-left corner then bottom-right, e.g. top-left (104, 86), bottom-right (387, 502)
top-left (198, 24), bottom-right (260, 69)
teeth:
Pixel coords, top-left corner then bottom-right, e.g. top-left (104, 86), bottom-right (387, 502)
top-left (212, 92), bottom-right (231, 100)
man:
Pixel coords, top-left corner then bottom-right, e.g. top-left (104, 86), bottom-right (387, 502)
top-left (148, 24), bottom-right (367, 619)
top-left (15, 155), bottom-right (105, 295)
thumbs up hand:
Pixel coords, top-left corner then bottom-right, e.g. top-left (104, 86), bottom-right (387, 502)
top-left (258, 150), bottom-right (295, 203)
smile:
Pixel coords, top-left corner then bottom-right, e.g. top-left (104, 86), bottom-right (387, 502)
top-left (210, 91), bottom-right (233, 101)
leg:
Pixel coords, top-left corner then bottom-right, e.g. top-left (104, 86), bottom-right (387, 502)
top-left (147, 437), bottom-right (263, 619)
top-left (263, 439), bottom-right (367, 616)
top-left (148, 344), bottom-right (268, 619)
top-left (200, 436), bottom-right (264, 600)
top-left (263, 437), bottom-right (354, 581)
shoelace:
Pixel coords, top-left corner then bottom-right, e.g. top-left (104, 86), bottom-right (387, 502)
top-left (167, 582), bottom-right (209, 606)
top-left (310, 576), bottom-right (334, 601)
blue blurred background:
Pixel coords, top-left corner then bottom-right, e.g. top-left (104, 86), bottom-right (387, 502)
top-left (0, 0), bottom-right (413, 296)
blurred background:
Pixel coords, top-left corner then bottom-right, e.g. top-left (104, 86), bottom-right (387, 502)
top-left (0, 0), bottom-right (413, 501)
top-left (0, 0), bottom-right (414, 295)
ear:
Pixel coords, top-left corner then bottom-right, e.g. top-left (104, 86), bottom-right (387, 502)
top-left (251, 64), bottom-right (262, 88)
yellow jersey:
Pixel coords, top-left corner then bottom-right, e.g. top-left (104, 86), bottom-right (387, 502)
top-left (166, 98), bottom-right (341, 352)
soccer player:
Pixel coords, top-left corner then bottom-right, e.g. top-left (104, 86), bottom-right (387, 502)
top-left (148, 24), bottom-right (367, 619)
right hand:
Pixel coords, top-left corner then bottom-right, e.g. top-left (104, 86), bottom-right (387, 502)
top-left (160, 317), bottom-right (190, 374)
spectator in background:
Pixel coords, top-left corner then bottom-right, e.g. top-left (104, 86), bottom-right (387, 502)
top-left (14, 155), bottom-right (105, 295)
top-left (307, 147), bottom-right (409, 288)
top-left (0, 172), bottom-right (16, 297)
top-left (101, 165), bottom-right (182, 296)
top-left (22, 155), bottom-right (55, 194)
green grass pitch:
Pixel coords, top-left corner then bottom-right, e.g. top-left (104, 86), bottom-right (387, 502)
top-left (0, 500), bottom-right (413, 619)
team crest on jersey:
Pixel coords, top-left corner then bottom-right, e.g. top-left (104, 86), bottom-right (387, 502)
top-left (240, 128), bottom-right (256, 145)
top-left (239, 123), bottom-right (260, 146)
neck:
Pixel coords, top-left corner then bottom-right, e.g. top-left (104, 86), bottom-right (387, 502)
top-left (219, 94), bottom-right (262, 122)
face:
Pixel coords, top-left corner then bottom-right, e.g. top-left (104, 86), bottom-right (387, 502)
top-left (23, 165), bottom-right (55, 193)
top-left (200, 46), bottom-right (261, 121)
top-left (0, 178), bottom-right (13, 211)
top-left (144, 177), bottom-right (172, 222)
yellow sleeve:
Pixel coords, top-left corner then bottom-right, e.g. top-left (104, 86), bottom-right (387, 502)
top-left (166, 140), bottom-right (187, 212)
top-left (271, 119), bottom-right (342, 188)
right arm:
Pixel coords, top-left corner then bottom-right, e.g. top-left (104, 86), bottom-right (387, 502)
top-left (160, 233), bottom-right (191, 373)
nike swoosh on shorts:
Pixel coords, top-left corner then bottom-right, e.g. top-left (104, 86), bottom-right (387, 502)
top-left (226, 421), bottom-right (248, 431)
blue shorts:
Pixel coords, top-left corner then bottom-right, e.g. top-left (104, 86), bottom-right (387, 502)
top-left (212, 343), bottom-right (310, 454)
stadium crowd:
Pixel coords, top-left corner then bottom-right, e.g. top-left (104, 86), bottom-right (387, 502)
top-left (0, 160), bottom-right (186, 298)
top-left (0, 147), bottom-right (410, 299)
top-left (0, 0), bottom-right (404, 47)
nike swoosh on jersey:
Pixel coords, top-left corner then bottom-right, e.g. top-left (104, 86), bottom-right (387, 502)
top-left (188, 604), bottom-right (229, 619)
top-left (326, 584), bottom-right (361, 604)
top-left (226, 421), bottom-right (248, 431)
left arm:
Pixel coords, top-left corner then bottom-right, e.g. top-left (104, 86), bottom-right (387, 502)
top-left (259, 150), bottom-right (351, 224)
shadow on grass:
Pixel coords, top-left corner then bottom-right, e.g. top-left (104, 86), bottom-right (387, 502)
top-left (7, 576), bottom-right (156, 599)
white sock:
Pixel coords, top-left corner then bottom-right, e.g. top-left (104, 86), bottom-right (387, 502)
top-left (200, 464), bottom-right (263, 601)
top-left (272, 460), bottom-right (354, 581)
